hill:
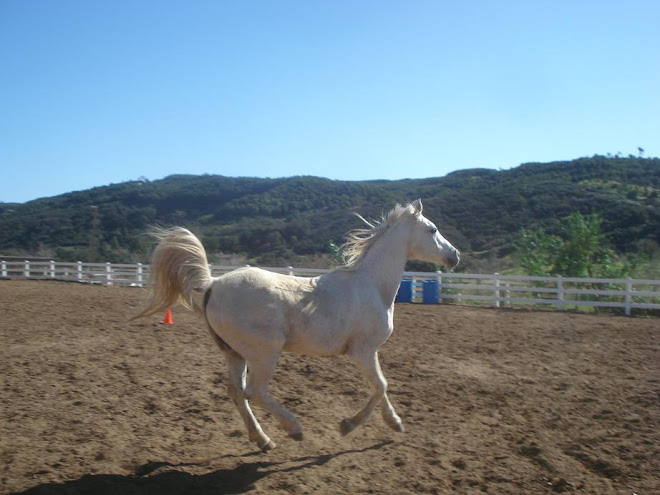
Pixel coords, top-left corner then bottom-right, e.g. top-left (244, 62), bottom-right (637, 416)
top-left (1, 156), bottom-right (659, 272)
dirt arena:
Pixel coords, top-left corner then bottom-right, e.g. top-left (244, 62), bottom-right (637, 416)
top-left (1, 280), bottom-right (658, 494)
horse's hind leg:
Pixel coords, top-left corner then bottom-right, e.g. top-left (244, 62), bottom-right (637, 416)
top-left (224, 350), bottom-right (276, 451)
top-left (208, 327), bottom-right (275, 451)
top-left (380, 394), bottom-right (404, 432)
top-left (341, 350), bottom-right (403, 435)
top-left (244, 352), bottom-right (303, 441)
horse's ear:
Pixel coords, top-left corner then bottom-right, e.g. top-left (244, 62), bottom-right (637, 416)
top-left (412, 199), bottom-right (423, 215)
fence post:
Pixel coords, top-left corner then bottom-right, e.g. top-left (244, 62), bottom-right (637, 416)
top-left (624, 278), bottom-right (632, 316)
top-left (436, 271), bottom-right (442, 304)
top-left (106, 262), bottom-right (112, 285)
top-left (50, 260), bottom-right (56, 278)
top-left (24, 260), bottom-right (30, 278)
top-left (137, 263), bottom-right (143, 287)
top-left (288, 266), bottom-right (294, 276)
top-left (493, 273), bottom-right (500, 308)
top-left (557, 275), bottom-right (563, 310)
top-left (1, 260), bottom-right (6, 278)
top-left (77, 261), bottom-right (83, 281)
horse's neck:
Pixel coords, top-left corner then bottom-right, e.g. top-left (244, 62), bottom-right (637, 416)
top-left (355, 224), bottom-right (409, 306)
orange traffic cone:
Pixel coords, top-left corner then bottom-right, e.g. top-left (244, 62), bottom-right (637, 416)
top-left (160, 309), bottom-right (173, 325)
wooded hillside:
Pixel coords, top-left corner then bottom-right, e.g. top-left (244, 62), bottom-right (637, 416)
top-left (1, 156), bottom-right (658, 272)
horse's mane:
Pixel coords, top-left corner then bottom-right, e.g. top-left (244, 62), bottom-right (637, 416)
top-left (340, 203), bottom-right (415, 270)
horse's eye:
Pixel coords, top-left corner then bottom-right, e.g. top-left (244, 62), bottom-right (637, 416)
top-left (430, 227), bottom-right (437, 234)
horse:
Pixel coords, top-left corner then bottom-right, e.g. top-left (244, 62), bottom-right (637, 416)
top-left (131, 199), bottom-right (459, 451)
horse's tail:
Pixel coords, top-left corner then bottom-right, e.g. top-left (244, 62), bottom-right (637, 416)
top-left (130, 227), bottom-right (213, 321)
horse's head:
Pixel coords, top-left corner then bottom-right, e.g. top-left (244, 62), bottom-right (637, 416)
top-left (405, 199), bottom-right (460, 270)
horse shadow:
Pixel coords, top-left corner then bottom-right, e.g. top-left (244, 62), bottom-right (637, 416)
top-left (11, 440), bottom-right (394, 495)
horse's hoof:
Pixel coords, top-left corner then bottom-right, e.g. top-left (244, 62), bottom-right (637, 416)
top-left (392, 422), bottom-right (405, 433)
top-left (340, 418), bottom-right (356, 436)
top-left (289, 431), bottom-right (304, 442)
top-left (259, 439), bottom-right (276, 452)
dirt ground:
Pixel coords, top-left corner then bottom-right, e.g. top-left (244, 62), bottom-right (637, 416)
top-left (1, 280), bottom-right (658, 494)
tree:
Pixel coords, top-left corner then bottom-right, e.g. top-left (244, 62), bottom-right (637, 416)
top-left (327, 240), bottom-right (343, 265)
top-left (517, 212), bottom-right (629, 278)
top-left (553, 212), bottom-right (605, 277)
top-left (516, 227), bottom-right (561, 276)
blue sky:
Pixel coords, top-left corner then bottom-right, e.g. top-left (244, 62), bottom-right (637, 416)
top-left (1, 1), bottom-right (658, 203)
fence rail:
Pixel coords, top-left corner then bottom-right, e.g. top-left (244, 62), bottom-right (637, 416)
top-left (2, 260), bottom-right (659, 316)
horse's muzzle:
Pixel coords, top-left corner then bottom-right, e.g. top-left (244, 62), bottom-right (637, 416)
top-left (447, 249), bottom-right (460, 270)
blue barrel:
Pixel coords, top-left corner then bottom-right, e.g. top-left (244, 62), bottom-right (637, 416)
top-left (396, 280), bottom-right (413, 303)
top-left (422, 280), bottom-right (439, 304)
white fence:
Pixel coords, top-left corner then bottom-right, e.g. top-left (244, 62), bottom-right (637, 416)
top-left (431, 272), bottom-right (660, 317)
top-left (0, 260), bottom-right (330, 287)
top-left (2, 260), bottom-right (659, 317)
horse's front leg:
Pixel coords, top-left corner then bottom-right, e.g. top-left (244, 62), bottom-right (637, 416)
top-left (340, 350), bottom-right (403, 435)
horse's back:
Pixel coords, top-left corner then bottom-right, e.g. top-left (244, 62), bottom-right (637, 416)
top-left (213, 266), bottom-right (316, 302)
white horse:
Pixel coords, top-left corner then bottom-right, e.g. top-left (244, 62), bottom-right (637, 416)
top-left (132, 200), bottom-right (459, 451)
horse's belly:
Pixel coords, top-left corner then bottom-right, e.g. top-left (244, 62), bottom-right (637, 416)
top-left (283, 326), bottom-right (349, 356)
